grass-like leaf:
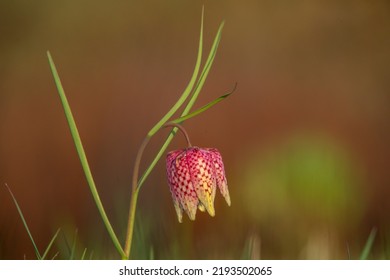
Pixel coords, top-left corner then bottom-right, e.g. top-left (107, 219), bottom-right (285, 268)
top-left (41, 228), bottom-right (61, 260)
top-left (51, 251), bottom-right (60, 260)
top-left (138, 19), bottom-right (225, 189)
top-left (80, 248), bottom-right (88, 260)
top-left (4, 183), bottom-right (41, 259)
top-left (47, 51), bottom-right (126, 259)
top-left (147, 7), bottom-right (204, 137)
top-left (183, 21), bottom-right (225, 114)
top-left (124, 9), bottom-right (226, 258)
top-left (170, 83), bottom-right (235, 124)
top-left (360, 227), bottom-right (377, 260)
top-left (69, 229), bottom-right (78, 260)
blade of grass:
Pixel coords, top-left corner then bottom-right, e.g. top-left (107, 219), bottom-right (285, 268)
top-left (41, 228), bottom-right (61, 260)
top-left (89, 250), bottom-right (94, 260)
top-left (51, 252), bottom-right (59, 260)
top-left (138, 20), bottom-right (225, 189)
top-left (69, 229), bottom-right (78, 260)
top-left (81, 248), bottom-right (87, 260)
top-left (5, 183), bottom-right (42, 259)
top-left (47, 51), bottom-right (126, 259)
top-left (346, 242), bottom-right (351, 260)
top-left (360, 227), bottom-right (377, 260)
top-left (170, 83), bottom-right (235, 124)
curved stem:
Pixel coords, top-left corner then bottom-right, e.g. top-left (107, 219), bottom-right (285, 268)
top-left (123, 123), bottom-right (192, 259)
top-left (123, 136), bottom-right (150, 259)
top-left (163, 122), bottom-right (192, 147)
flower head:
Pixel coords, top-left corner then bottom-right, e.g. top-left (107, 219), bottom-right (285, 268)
top-left (166, 147), bottom-right (230, 222)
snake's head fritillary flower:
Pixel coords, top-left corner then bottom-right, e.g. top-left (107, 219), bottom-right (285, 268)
top-left (166, 147), bottom-right (231, 223)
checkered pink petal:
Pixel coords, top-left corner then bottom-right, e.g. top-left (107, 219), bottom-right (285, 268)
top-left (166, 147), bottom-right (230, 222)
top-left (207, 148), bottom-right (231, 206)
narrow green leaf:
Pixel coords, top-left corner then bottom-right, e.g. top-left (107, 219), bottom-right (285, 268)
top-left (184, 21), bottom-right (225, 115)
top-left (170, 84), bottom-right (235, 124)
top-left (47, 51), bottom-right (126, 259)
top-left (138, 20), bottom-right (225, 189)
top-left (4, 183), bottom-right (41, 259)
top-left (147, 6), bottom-right (204, 137)
top-left (41, 228), bottom-right (61, 260)
top-left (360, 227), bottom-right (377, 260)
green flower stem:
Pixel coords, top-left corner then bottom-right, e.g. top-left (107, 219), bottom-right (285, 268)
top-left (123, 19), bottom-right (225, 257)
top-left (123, 136), bottom-right (150, 259)
top-left (123, 9), bottom-right (205, 259)
top-left (123, 122), bottom-right (193, 259)
top-left (123, 187), bottom-right (139, 259)
top-left (138, 130), bottom-right (177, 189)
top-left (47, 52), bottom-right (126, 259)
top-left (48, 7), bottom-right (226, 260)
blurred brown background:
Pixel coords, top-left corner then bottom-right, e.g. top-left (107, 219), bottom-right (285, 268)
top-left (1, 0), bottom-right (389, 259)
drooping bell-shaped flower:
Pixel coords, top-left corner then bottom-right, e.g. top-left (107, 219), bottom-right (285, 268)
top-left (166, 147), bottom-right (230, 222)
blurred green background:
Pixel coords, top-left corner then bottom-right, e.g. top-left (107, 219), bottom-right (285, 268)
top-left (1, 0), bottom-right (389, 259)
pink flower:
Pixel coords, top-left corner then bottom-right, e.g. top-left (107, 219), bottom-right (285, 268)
top-left (166, 147), bottom-right (230, 222)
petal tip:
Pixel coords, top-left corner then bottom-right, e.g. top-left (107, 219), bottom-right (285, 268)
top-left (208, 207), bottom-right (215, 217)
top-left (225, 195), bottom-right (231, 206)
top-left (188, 213), bottom-right (196, 221)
